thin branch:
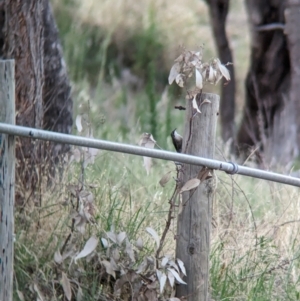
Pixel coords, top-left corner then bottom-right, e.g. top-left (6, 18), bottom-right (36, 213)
top-left (238, 260), bottom-right (289, 281)
top-left (232, 178), bottom-right (258, 243)
top-left (60, 187), bottom-right (80, 254)
top-left (155, 185), bottom-right (179, 265)
top-left (255, 23), bottom-right (285, 32)
top-left (277, 219), bottom-right (300, 227)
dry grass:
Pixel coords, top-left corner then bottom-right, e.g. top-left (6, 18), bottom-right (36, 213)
top-left (73, 0), bottom-right (213, 64)
top-left (14, 139), bottom-right (300, 300)
top-left (15, 1), bottom-right (300, 300)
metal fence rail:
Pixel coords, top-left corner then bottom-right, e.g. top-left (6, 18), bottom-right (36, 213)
top-left (1, 122), bottom-right (300, 187)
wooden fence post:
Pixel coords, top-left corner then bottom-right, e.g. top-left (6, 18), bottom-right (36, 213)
top-left (0, 60), bottom-right (15, 301)
top-left (176, 92), bottom-right (219, 301)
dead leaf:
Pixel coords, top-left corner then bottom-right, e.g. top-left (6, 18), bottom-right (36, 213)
top-left (67, 184), bottom-right (78, 197)
top-left (54, 250), bottom-right (63, 264)
top-left (192, 96), bottom-right (201, 115)
top-left (145, 289), bottom-right (157, 301)
top-left (197, 168), bottom-right (213, 181)
top-left (208, 65), bottom-right (215, 82)
top-left (175, 73), bottom-right (185, 87)
top-left (61, 272), bottom-right (72, 301)
top-left (139, 133), bottom-right (156, 147)
top-left (16, 290), bottom-right (25, 301)
top-left (177, 258), bottom-right (187, 276)
top-left (136, 237), bottom-right (144, 250)
top-left (159, 171), bottom-right (172, 187)
top-left (84, 147), bottom-right (99, 166)
top-left (77, 286), bottom-right (84, 301)
top-left (195, 68), bottom-right (203, 89)
top-left (215, 70), bottom-right (223, 84)
top-left (33, 282), bottom-right (45, 301)
top-left (101, 238), bottom-right (109, 248)
top-left (161, 256), bottom-right (169, 267)
top-left (180, 178), bottom-right (200, 193)
top-left (201, 99), bottom-right (211, 105)
top-left (114, 271), bottom-right (140, 297)
top-left (75, 115), bottom-right (83, 132)
top-left (156, 270), bottom-right (167, 293)
top-left (168, 270), bottom-right (175, 287)
top-left (75, 236), bottom-right (98, 262)
top-left (217, 59), bottom-right (231, 81)
top-left (168, 62), bottom-right (181, 85)
top-left (167, 268), bottom-right (187, 284)
top-left (174, 54), bottom-right (184, 63)
top-left (112, 248), bottom-right (120, 262)
top-left (62, 249), bottom-right (75, 261)
top-left (102, 260), bottom-right (116, 279)
top-left (106, 231), bottom-right (117, 243)
top-left (117, 232), bottom-right (127, 245)
top-left (110, 257), bottom-right (119, 271)
top-left (125, 238), bottom-right (135, 262)
top-left (143, 157), bottom-right (152, 175)
top-left (136, 258), bottom-right (148, 274)
top-left (72, 148), bottom-right (81, 163)
top-left (146, 227), bottom-right (160, 250)
top-left (139, 133), bottom-right (156, 175)
top-left (168, 259), bottom-right (180, 273)
top-left (74, 215), bottom-right (86, 234)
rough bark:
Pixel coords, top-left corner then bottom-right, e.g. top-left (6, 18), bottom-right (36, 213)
top-left (0, 59), bottom-right (15, 301)
top-left (176, 93), bottom-right (219, 300)
top-left (237, 0), bottom-right (293, 165)
top-left (42, 0), bottom-right (72, 158)
top-left (3, 0), bottom-right (45, 198)
top-left (205, 0), bottom-right (236, 143)
top-left (1, 0), bottom-right (72, 201)
top-left (285, 0), bottom-right (300, 160)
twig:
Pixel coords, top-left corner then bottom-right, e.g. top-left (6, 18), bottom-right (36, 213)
top-left (239, 257), bottom-right (292, 281)
top-left (255, 23), bottom-right (285, 31)
top-left (219, 175), bottom-right (235, 241)
top-left (155, 186), bottom-right (178, 265)
top-left (277, 219), bottom-right (300, 227)
top-left (232, 178), bottom-right (258, 243)
top-left (184, 91), bottom-right (202, 153)
top-left (60, 188), bottom-right (80, 254)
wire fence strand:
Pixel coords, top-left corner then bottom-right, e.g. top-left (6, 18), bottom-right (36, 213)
top-left (1, 122), bottom-right (300, 187)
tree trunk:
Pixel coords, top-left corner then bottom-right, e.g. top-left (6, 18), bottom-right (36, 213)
top-left (205, 0), bottom-right (236, 143)
top-left (285, 0), bottom-right (300, 160)
top-left (1, 0), bottom-right (72, 202)
top-left (237, 0), bottom-right (294, 166)
top-left (42, 0), bottom-right (72, 157)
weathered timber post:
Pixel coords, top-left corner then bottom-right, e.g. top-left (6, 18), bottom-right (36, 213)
top-left (176, 92), bottom-right (219, 301)
top-left (0, 60), bottom-right (15, 301)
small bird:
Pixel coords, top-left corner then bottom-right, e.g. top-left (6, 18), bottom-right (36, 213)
top-left (171, 129), bottom-right (183, 153)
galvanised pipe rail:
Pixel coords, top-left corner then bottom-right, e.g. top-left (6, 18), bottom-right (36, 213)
top-left (0, 122), bottom-right (300, 187)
